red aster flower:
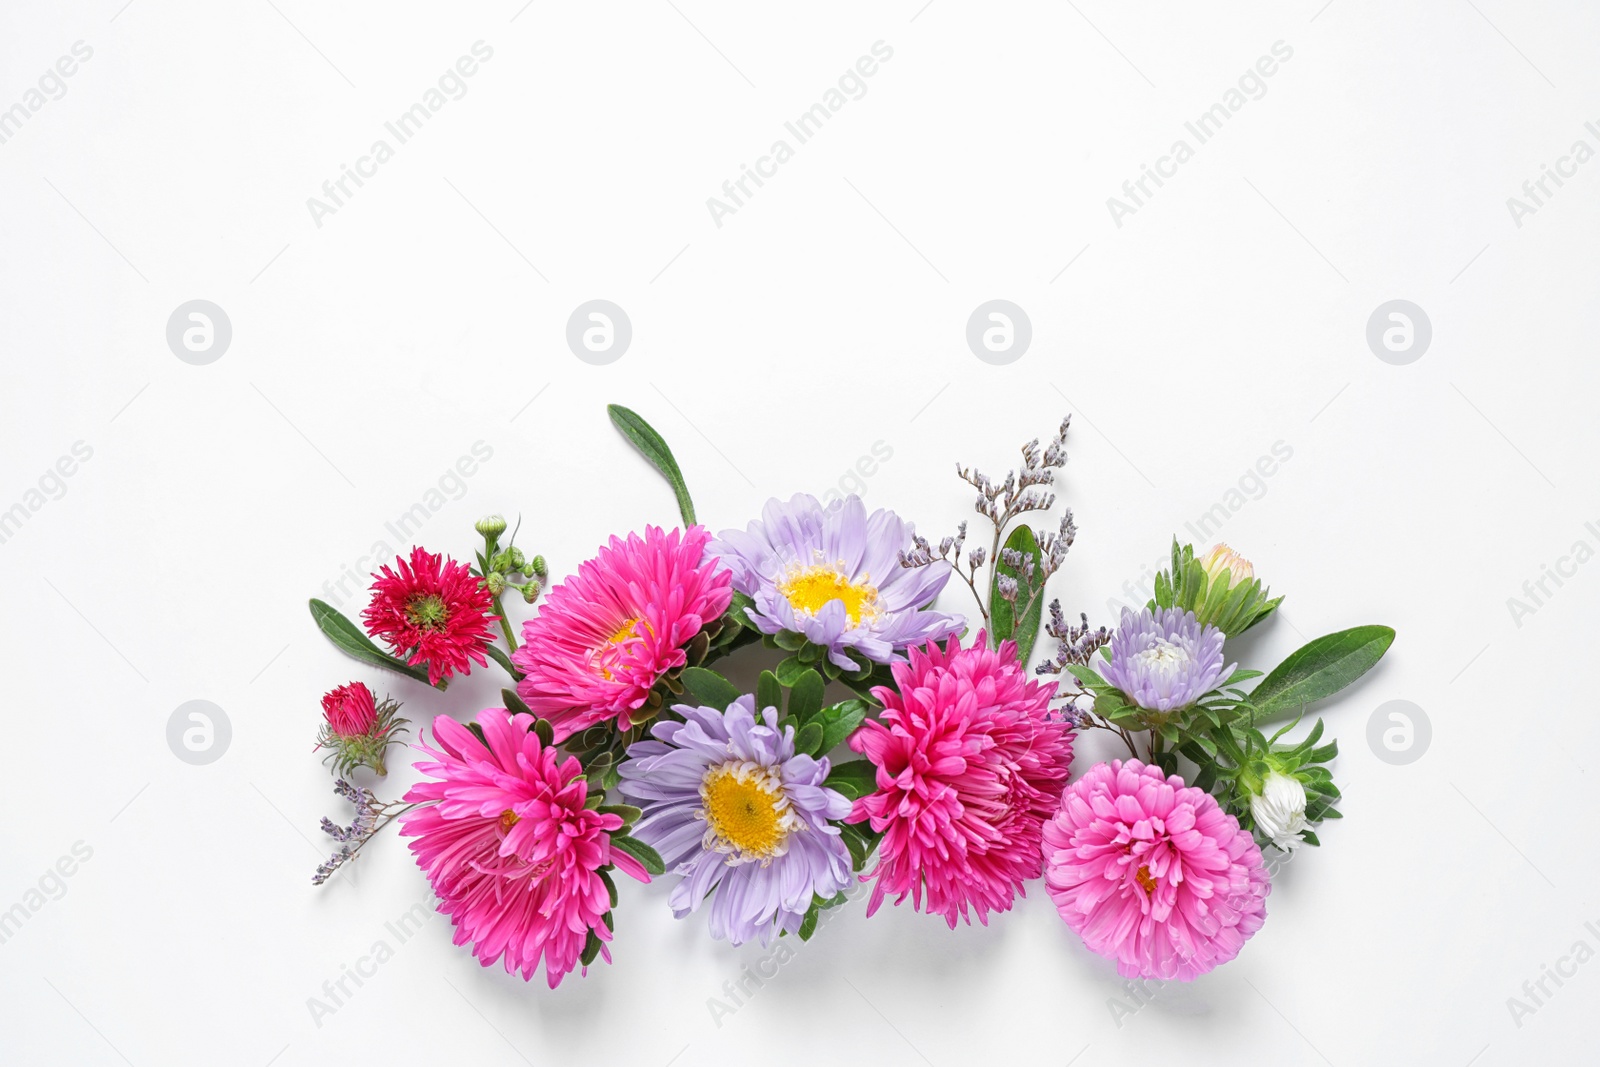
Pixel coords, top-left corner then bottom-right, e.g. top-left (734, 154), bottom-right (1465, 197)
top-left (362, 547), bottom-right (496, 686)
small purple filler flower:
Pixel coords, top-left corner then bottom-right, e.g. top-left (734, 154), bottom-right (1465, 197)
top-left (709, 493), bottom-right (964, 671)
top-left (618, 695), bottom-right (853, 945)
top-left (1100, 606), bottom-right (1233, 711)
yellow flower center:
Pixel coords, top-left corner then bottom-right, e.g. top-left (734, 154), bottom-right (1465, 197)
top-left (777, 563), bottom-right (879, 627)
top-left (594, 616), bottom-right (642, 682)
top-left (1135, 864), bottom-right (1157, 894)
top-left (699, 763), bottom-right (802, 863)
top-left (498, 809), bottom-right (520, 833)
top-left (604, 616), bottom-right (641, 646)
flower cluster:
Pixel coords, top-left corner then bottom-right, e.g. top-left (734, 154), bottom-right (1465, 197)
top-left (298, 403), bottom-right (1392, 988)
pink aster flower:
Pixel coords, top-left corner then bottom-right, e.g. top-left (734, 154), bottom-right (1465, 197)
top-left (1042, 759), bottom-right (1270, 981)
top-left (400, 709), bottom-right (651, 988)
top-left (512, 526), bottom-right (732, 742)
top-left (847, 632), bottom-right (1073, 928)
top-left (362, 547), bottom-right (496, 687)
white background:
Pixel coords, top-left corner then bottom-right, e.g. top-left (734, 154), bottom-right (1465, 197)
top-left (2, 1), bottom-right (1597, 1064)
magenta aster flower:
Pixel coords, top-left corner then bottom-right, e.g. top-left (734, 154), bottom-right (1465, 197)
top-left (709, 493), bottom-right (964, 671)
top-left (321, 682), bottom-right (377, 739)
top-left (846, 632), bottom-right (1073, 928)
top-left (1042, 759), bottom-right (1269, 981)
top-left (400, 710), bottom-right (651, 988)
top-left (316, 681), bottom-right (408, 776)
top-left (1099, 607), bottom-right (1232, 712)
top-left (618, 695), bottom-right (853, 945)
top-left (512, 526), bottom-right (732, 743)
top-left (363, 547), bottom-right (496, 687)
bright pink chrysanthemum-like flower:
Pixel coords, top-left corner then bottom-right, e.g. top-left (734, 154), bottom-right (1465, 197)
top-left (512, 526), bottom-right (732, 742)
top-left (400, 710), bottom-right (651, 988)
top-left (320, 682), bottom-right (377, 739)
top-left (847, 632), bottom-right (1073, 928)
top-left (362, 547), bottom-right (496, 687)
top-left (1042, 759), bottom-right (1270, 981)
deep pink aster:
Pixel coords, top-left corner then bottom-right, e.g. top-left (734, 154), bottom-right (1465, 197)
top-left (320, 682), bottom-right (377, 739)
top-left (362, 547), bottom-right (496, 686)
top-left (846, 632), bottom-right (1073, 928)
top-left (1042, 759), bottom-right (1270, 981)
top-left (512, 526), bottom-right (732, 742)
top-left (400, 709), bottom-right (651, 988)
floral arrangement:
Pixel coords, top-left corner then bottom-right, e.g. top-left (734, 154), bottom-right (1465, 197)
top-left (305, 405), bottom-right (1394, 987)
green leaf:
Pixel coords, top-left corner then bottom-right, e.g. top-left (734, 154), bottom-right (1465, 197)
top-left (678, 666), bottom-right (740, 709)
top-left (794, 722), bottom-right (824, 757)
top-left (599, 868), bottom-right (618, 908)
top-left (598, 803), bottom-right (643, 826)
top-left (838, 821), bottom-right (882, 870)
top-left (817, 700), bottom-right (869, 753)
top-left (988, 525), bottom-right (1046, 663)
top-left (501, 688), bottom-right (533, 718)
top-left (1249, 625), bottom-right (1396, 720)
top-left (610, 834), bottom-right (666, 876)
top-left (485, 644), bottom-right (525, 682)
top-left (788, 670), bottom-right (825, 721)
top-left (798, 900), bottom-right (821, 941)
top-left (775, 656), bottom-right (810, 687)
top-left (726, 591), bottom-right (758, 630)
top-left (308, 599), bottom-right (440, 688)
top-left (756, 671), bottom-right (782, 715)
top-left (824, 760), bottom-right (879, 799)
top-left (607, 403), bottom-right (696, 527)
top-left (580, 927), bottom-right (605, 966)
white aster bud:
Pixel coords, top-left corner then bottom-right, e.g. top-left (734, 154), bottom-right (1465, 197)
top-left (1250, 771), bottom-right (1308, 850)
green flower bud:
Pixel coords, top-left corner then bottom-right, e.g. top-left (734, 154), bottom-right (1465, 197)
top-left (485, 571), bottom-right (507, 596)
top-left (531, 554), bottom-right (548, 578)
top-left (522, 580), bottom-right (541, 604)
top-left (475, 514), bottom-right (507, 538)
top-left (508, 547), bottom-right (526, 571)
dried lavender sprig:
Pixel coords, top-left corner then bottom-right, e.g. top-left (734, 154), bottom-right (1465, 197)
top-left (313, 778), bottom-right (420, 886)
top-left (1035, 601), bottom-right (1112, 679)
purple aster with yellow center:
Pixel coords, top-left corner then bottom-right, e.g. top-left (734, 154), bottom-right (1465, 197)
top-left (1100, 606), bottom-right (1233, 711)
top-left (709, 493), bottom-right (964, 671)
top-left (617, 695), bottom-right (853, 945)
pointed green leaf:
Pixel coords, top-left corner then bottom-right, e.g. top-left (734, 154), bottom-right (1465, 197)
top-left (823, 759), bottom-right (879, 800)
top-left (309, 598), bottom-right (440, 688)
top-left (679, 666), bottom-right (740, 710)
top-left (1250, 625), bottom-right (1396, 720)
top-left (794, 721), bottom-right (824, 757)
top-left (788, 670), bottom-right (825, 721)
top-left (607, 404), bottom-right (696, 527)
top-left (988, 525), bottom-right (1046, 662)
top-left (611, 834), bottom-right (665, 876)
top-left (485, 644), bottom-right (525, 682)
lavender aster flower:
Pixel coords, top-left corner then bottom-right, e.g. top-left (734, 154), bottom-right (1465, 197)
top-left (617, 695), bottom-right (853, 945)
top-left (1100, 607), bottom-right (1233, 711)
top-left (709, 493), bottom-right (964, 671)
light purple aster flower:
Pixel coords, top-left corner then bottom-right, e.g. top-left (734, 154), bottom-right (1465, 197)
top-left (708, 493), bottom-right (964, 671)
top-left (1099, 606), bottom-right (1234, 711)
top-left (617, 695), bottom-right (853, 946)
